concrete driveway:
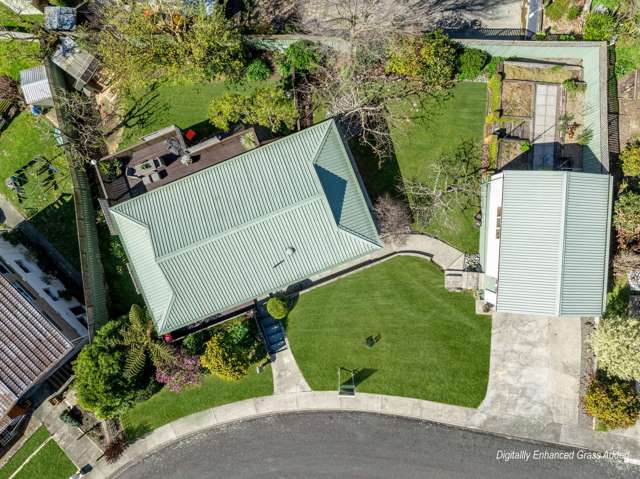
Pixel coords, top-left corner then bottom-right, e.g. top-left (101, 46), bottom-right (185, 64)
top-left (479, 313), bottom-right (584, 427)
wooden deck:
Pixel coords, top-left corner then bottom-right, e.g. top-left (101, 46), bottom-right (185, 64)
top-left (100, 128), bottom-right (256, 205)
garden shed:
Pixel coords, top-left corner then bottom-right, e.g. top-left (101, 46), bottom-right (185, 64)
top-left (19, 65), bottom-right (53, 108)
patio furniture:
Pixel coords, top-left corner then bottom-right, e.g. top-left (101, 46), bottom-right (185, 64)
top-left (185, 129), bottom-right (196, 142)
top-left (152, 156), bottom-right (165, 169)
top-left (150, 172), bottom-right (160, 182)
top-left (142, 175), bottom-right (152, 185)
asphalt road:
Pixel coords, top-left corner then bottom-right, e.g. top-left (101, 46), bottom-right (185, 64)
top-left (117, 412), bottom-right (638, 479)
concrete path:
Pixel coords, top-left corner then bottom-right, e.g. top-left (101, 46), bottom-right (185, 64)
top-left (271, 338), bottom-right (311, 395)
top-left (33, 396), bottom-right (103, 474)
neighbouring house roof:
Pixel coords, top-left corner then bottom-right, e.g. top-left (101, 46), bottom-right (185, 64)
top-left (19, 65), bottom-right (53, 107)
top-left (481, 170), bottom-right (612, 316)
top-left (44, 6), bottom-right (77, 31)
top-left (109, 120), bottom-right (382, 333)
top-left (0, 274), bottom-right (73, 429)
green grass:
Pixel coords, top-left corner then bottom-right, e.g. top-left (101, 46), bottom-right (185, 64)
top-left (389, 82), bottom-right (487, 252)
top-left (0, 112), bottom-right (79, 267)
top-left (12, 439), bottom-right (76, 479)
top-left (122, 366), bottom-right (273, 440)
top-left (0, 426), bottom-right (50, 479)
top-left (0, 4), bottom-right (42, 30)
top-left (287, 256), bottom-right (492, 408)
top-left (119, 80), bottom-right (270, 149)
top-left (616, 36), bottom-right (640, 77)
top-left (0, 39), bottom-right (40, 81)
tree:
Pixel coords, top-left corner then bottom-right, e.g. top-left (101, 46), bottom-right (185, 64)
top-left (155, 348), bottom-right (201, 393)
top-left (582, 373), bottom-right (640, 429)
top-left (590, 316), bottom-right (640, 381)
top-left (73, 319), bottom-right (140, 419)
top-left (373, 193), bottom-right (411, 235)
top-left (266, 295), bottom-right (289, 319)
top-left (200, 331), bottom-right (252, 380)
top-left (245, 59), bottom-right (271, 81)
top-left (385, 30), bottom-right (457, 90)
top-left (0, 75), bottom-right (21, 104)
top-left (621, 140), bottom-right (640, 177)
top-left (276, 41), bottom-right (321, 77)
top-left (116, 304), bottom-right (174, 379)
top-left (92, 1), bottom-right (246, 92)
top-left (400, 139), bottom-right (481, 229)
top-left (613, 191), bottom-right (640, 247)
top-left (208, 84), bottom-right (297, 132)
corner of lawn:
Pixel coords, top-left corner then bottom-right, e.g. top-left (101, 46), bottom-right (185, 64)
top-left (286, 256), bottom-right (492, 408)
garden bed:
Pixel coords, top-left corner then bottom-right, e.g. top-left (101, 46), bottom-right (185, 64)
top-left (287, 256), bottom-right (492, 408)
top-left (501, 81), bottom-right (534, 117)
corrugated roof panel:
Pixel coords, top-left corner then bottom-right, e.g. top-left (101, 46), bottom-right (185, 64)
top-left (111, 120), bottom-right (381, 333)
top-left (497, 171), bottom-right (566, 315)
top-left (560, 173), bottom-right (612, 315)
top-left (19, 66), bottom-right (53, 106)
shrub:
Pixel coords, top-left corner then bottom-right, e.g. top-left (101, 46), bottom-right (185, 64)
top-left (182, 329), bottom-right (211, 356)
top-left (245, 58), bottom-right (271, 81)
top-left (276, 41), bottom-right (320, 77)
top-left (620, 140), bottom-right (640, 177)
top-left (155, 348), bottom-right (201, 393)
top-left (200, 332), bottom-right (251, 380)
top-left (520, 140), bottom-right (531, 153)
top-left (590, 316), bottom-right (640, 381)
top-left (103, 437), bottom-right (127, 464)
top-left (240, 131), bottom-right (257, 150)
top-left (483, 56), bottom-right (505, 76)
top-left (576, 127), bottom-right (593, 145)
top-left (73, 319), bottom-right (141, 419)
top-left (583, 12), bottom-right (617, 41)
top-left (582, 373), bottom-right (640, 429)
top-left (456, 48), bottom-right (489, 80)
top-left (545, 0), bottom-right (569, 22)
top-left (566, 5), bottom-right (581, 21)
top-left (614, 191), bottom-right (640, 246)
top-left (59, 408), bottom-right (81, 428)
top-left (563, 79), bottom-right (579, 93)
top-left (266, 295), bottom-right (289, 319)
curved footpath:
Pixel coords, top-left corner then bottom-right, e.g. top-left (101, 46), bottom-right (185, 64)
top-left (79, 234), bottom-right (639, 476)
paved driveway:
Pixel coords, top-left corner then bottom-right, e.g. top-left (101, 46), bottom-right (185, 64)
top-left (479, 313), bottom-right (584, 426)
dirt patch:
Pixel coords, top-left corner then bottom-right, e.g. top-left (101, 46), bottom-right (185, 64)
top-left (502, 81), bottom-right (534, 117)
top-left (619, 69), bottom-right (640, 149)
top-left (497, 139), bottom-right (529, 170)
top-left (504, 62), bottom-right (582, 83)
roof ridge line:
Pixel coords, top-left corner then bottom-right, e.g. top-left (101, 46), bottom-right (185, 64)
top-left (556, 171), bottom-right (569, 316)
top-left (155, 194), bottom-right (324, 264)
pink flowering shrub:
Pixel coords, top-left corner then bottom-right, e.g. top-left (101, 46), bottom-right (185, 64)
top-left (155, 348), bottom-right (202, 393)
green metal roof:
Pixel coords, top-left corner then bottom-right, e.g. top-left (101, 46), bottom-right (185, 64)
top-left (110, 120), bottom-right (381, 333)
top-left (482, 170), bottom-right (612, 316)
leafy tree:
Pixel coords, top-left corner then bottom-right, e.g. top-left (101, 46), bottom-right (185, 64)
top-left (621, 140), bottom-right (640, 177)
top-left (583, 12), bottom-right (618, 41)
top-left (116, 304), bottom-right (174, 379)
top-left (582, 373), bottom-right (640, 429)
top-left (276, 41), bottom-right (321, 77)
top-left (245, 58), bottom-right (271, 81)
top-left (456, 48), bottom-right (489, 81)
top-left (200, 331), bottom-right (252, 380)
top-left (208, 84), bottom-right (297, 132)
top-left (590, 316), bottom-right (640, 381)
top-left (93, 1), bottom-right (246, 92)
top-left (613, 191), bottom-right (640, 247)
top-left (266, 295), bottom-right (289, 319)
top-left (73, 319), bottom-right (140, 419)
top-left (385, 30), bottom-right (457, 90)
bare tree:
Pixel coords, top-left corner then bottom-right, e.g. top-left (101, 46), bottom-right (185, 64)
top-left (0, 75), bottom-right (22, 104)
top-left (400, 139), bottom-right (481, 229)
top-left (246, 0), bottom-right (300, 32)
top-left (374, 193), bottom-right (411, 235)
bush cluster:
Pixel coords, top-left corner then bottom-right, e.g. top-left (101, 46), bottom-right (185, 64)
top-left (245, 59), bottom-right (271, 82)
top-left (456, 48), bottom-right (490, 81)
top-left (613, 191), bottom-right (640, 247)
top-left (621, 140), bottom-right (640, 177)
top-left (266, 295), bottom-right (290, 319)
top-left (584, 12), bottom-right (617, 41)
top-left (582, 373), bottom-right (640, 429)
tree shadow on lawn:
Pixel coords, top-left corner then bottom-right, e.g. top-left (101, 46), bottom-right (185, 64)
top-left (116, 85), bottom-right (166, 138)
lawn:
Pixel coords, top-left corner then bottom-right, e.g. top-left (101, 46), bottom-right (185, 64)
top-left (121, 366), bottom-right (273, 440)
top-left (0, 4), bottom-right (42, 31)
top-left (391, 82), bottom-right (487, 252)
top-left (0, 426), bottom-right (75, 479)
top-left (287, 256), bottom-right (492, 408)
top-left (0, 112), bottom-right (80, 268)
top-left (0, 39), bottom-right (40, 80)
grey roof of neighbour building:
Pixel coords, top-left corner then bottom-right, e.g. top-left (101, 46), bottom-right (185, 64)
top-left (486, 170), bottom-right (612, 316)
top-left (19, 65), bottom-right (53, 106)
top-left (44, 6), bottom-right (77, 31)
top-left (0, 274), bottom-right (73, 429)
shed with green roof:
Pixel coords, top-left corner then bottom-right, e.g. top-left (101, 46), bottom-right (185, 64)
top-left (109, 120), bottom-right (381, 333)
top-left (480, 170), bottom-right (612, 317)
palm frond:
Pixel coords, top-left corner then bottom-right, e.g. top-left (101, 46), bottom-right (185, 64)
top-left (124, 344), bottom-right (147, 378)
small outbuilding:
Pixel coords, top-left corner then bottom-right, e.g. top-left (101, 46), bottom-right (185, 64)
top-left (480, 170), bottom-right (613, 317)
top-left (44, 6), bottom-right (77, 31)
top-left (19, 65), bottom-right (53, 108)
